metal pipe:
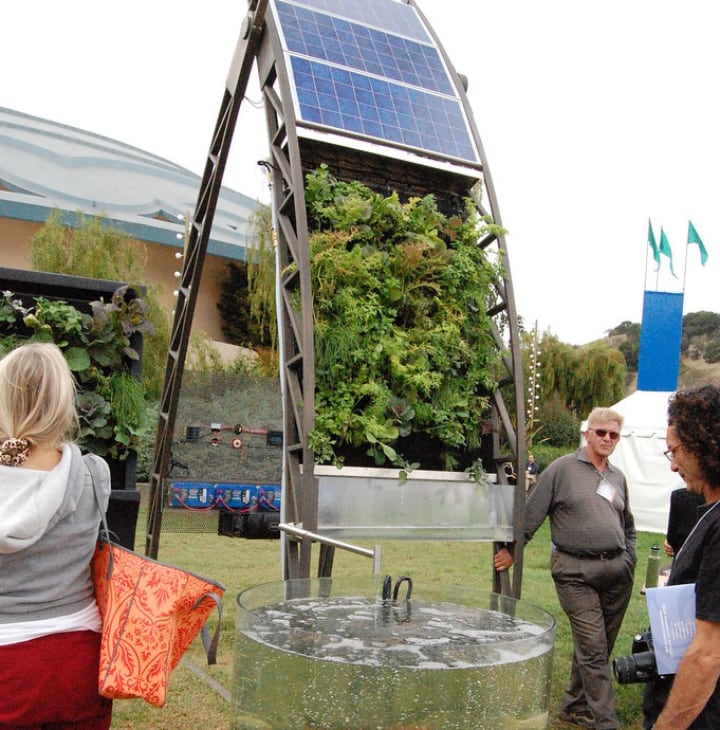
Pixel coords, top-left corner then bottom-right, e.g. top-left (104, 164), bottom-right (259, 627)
top-left (279, 522), bottom-right (381, 574)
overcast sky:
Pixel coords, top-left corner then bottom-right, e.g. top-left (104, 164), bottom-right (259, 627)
top-left (3, 1), bottom-right (718, 345)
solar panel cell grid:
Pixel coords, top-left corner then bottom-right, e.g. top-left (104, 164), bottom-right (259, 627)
top-left (288, 0), bottom-right (431, 42)
top-left (276, 0), bottom-right (480, 164)
top-left (277, 2), bottom-right (453, 95)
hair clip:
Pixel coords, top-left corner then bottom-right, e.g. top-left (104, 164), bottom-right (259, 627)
top-left (0, 437), bottom-right (30, 466)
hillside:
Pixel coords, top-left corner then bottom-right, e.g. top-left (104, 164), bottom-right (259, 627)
top-left (679, 355), bottom-right (720, 388)
top-left (604, 332), bottom-right (720, 391)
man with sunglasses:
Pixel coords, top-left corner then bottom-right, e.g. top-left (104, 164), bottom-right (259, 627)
top-left (643, 384), bottom-right (720, 729)
top-left (494, 407), bottom-right (636, 729)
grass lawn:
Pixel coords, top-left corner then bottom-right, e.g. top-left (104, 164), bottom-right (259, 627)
top-left (110, 508), bottom-right (662, 729)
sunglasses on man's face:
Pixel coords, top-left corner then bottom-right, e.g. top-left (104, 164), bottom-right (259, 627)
top-left (592, 428), bottom-right (620, 441)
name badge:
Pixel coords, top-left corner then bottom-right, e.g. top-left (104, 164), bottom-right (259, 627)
top-left (597, 478), bottom-right (616, 503)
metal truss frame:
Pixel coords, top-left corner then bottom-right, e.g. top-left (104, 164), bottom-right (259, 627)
top-left (145, 0), bottom-right (527, 597)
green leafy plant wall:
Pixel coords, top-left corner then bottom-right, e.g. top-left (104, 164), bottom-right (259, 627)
top-left (0, 286), bottom-right (153, 461)
top-left (303, 165), bottom-right (505, 471)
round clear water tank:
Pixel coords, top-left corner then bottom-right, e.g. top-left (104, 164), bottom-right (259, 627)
top-left (232, 577), bottom-right (556, 730)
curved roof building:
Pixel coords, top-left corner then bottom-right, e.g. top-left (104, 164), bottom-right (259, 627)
top-left (0, 106), bottom-right (258, 340)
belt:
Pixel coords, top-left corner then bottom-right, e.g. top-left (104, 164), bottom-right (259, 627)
top-left (558, 547), bottom-right (625, 560)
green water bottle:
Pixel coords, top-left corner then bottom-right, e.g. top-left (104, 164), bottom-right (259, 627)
top-left (645, 544), bottom-right (661, 590)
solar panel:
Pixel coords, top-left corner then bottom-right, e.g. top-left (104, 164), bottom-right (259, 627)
top-left (286, 0), bottom-right (431, 43)
top-left (279, 3), bottom-right (450, 94)
top-left (272, 0), bottom-right (480, 166)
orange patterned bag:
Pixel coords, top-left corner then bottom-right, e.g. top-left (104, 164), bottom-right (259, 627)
top-left (87, 459), bottom-right (224, 707)
top-left (91, 538), bottom-right (224, 706)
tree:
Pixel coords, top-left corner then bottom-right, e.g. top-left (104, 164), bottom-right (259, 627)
top-left (535, 333), bottom-right (576, 407)
top-left (607, 320), bottom-right (640, 338)
top-left (682, 311), bottom-right (720, 339)
top-left (246, 203), bottom-right (277, 353)
top-left (217, 204), bottom-right (277, 355)
top-left (681, 311), bottom-right (720, 356)
top-left (606, 321), bottom-right (640, 373)
top-left (31, 211), bottom-right (146, 282)
top-left (617, 338), bottom-right (639, 372)
top-left (29, 210), bottom-right (169, 399)
top-left (522, 329), bottom-right (626, 436)
top-left (704, 339), bottom-right (720, 363)
top-left (216, 261), bottom-right (256, 345)
top-left (571, 342), bottom-right (626, 415)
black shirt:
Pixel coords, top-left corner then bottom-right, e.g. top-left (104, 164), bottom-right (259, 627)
top-left (643, 499), bottom-right (720, 728)
top-left (666, 487), bottom-right (705, 555)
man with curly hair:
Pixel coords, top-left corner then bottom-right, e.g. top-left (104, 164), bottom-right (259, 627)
top-left (643, 384), bottom-right (720, 729)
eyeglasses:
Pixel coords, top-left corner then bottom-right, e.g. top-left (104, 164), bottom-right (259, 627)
top-left (592, 428), bottom-right (620, 441)
top-left (664, 444), bottom-right (682, 462)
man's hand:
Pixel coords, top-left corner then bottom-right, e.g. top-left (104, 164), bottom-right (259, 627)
top-left (494, 547), bottom-right (515, 572)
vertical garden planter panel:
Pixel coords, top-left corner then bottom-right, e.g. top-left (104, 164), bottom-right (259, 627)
top-left (0, 267), bottom-right (144, 548)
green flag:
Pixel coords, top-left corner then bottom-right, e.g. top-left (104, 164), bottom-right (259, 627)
top-left (648, 219), bottom-right (660, 268)
top-left (659, 228), bottom-right (677, 278)
top-left (688, 220), bottom-right (709, 266)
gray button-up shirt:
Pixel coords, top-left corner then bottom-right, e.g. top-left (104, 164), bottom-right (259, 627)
top-left (524, 447), bottom-right (636, 561)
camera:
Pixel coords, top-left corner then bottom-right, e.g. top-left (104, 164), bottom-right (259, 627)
top-left (613, 631), bottom-right (657, 684)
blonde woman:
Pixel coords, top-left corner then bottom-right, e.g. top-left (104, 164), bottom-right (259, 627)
top-left (0, 343), bottom-right (112, 729)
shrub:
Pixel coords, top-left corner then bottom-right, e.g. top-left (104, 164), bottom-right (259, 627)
top-left (537, 395), bottom-right (582, 448)
top-left (705, 338), bottom-right (720, 363)
top-left (529, 443), bottom-right (570, 473)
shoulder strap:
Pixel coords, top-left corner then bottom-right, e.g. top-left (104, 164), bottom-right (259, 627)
top-left (84, 454), bottom-right (112, 542)
top-left (84, 454), bottom-right (223, 665)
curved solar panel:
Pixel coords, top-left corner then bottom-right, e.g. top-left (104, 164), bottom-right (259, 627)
top-left (272, 0), bottom-right (480, 166)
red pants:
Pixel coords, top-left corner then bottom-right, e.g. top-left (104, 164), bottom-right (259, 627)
top-left (0, 630), bottom-right (112, 730)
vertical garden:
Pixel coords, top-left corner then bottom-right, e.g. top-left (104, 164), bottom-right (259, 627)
top-left (300, 166), bottom-right (506, 472)
top-left (0, 282), bottom-right (153, 485)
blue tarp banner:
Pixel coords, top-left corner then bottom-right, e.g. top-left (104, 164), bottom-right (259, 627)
top-left (637, 291), bottom-right (683, 392)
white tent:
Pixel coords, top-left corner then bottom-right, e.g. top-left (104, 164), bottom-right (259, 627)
top-left (603, 390), bottom-right (685, 534)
